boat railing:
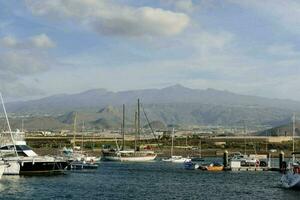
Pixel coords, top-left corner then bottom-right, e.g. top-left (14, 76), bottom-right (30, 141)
top-left (0, 132), bottom-right (25, 146)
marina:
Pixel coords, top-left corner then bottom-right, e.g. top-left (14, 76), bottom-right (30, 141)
top-left (2, 0), bottom-right (300, 199)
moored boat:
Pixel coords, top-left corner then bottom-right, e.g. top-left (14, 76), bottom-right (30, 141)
top-left (102, 101), bottom-right (157, 162)
top-left (0, 93), bottom-right (69, 175)
top-left (202, 162), bottom-right (224, 171)
top-left (162, 156), bottom-right (191, 163)
top-left (0, 141), bottom-right (69, 175)
top-left (68, 160), bottom-right (98, 170)
top-left (281, 152), bottom-right (300, 189)
top-left (184, 161), bottom-right (200, 170)
top-left (162, 128), bottom-right (190, 163)
top-left (102, 149), bottom-right (157, 162)
top-left (280, 115), bottom-right (300, 189)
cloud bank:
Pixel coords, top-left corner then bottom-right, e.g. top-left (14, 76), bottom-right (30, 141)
top-left (25, 0), bottom-right (190, 37)
top-left (0, 34), bottom-right (54, 99)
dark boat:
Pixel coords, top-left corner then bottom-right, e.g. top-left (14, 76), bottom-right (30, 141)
top-left (0, 93), bottom-right (69, 175)
top-left (68, 160), bottom-right (98, 170)
top-left (1, 142), bottom-right (69, 175)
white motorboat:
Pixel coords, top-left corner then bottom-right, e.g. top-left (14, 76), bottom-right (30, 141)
top-left (0, 93), bottom-right (69, 175)
top-left (281, 166), bottom-right (300, 189)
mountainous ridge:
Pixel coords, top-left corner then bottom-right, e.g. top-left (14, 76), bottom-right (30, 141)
top-left (3, 85), bottom-right (300, 129)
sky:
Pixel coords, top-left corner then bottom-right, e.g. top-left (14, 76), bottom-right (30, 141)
top-left (1, 0), bottom-right (300, 101)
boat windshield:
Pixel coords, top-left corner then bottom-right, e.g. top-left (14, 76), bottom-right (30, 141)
top-left (16, 145), bottom-right (32, 151)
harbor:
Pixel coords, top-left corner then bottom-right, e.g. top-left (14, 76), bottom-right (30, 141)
top-left (0, 161), bottom-right (298, 200)
top-left (2, 0), bottom-right (300, 199)
top-left (1, 106), bottom-right (300, 199)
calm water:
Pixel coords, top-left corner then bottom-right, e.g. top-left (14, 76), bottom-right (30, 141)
top-left (0, 161), bottom-right (299, 200)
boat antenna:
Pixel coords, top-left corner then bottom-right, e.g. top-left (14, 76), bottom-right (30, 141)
top-left (121, 104), bottom-right (125, 151)
top-left (0, 92), bottom-right (18, 157)
top-left (292, 113), bottom-right (295, 163)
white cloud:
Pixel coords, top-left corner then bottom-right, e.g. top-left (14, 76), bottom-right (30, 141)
top-left (25, 0), bottom-right (190, 37)
top-left (1, 35), bottom-right (18, 47)
top-left (30, 34), bottom-right (56, 48)
top-left (0, 34), bottom-right (54, 99)
top-left (0, 80), bottom-right (44, 100)
top-left (0, 34), bottom-right (55, 49)
top-left (0, 51), bottom-right (48, 75)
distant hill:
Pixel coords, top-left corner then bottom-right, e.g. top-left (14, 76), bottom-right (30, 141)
top-left (0, 117), bottom-right (69, 131)
top-left (257, 120), bottom-right (300, 136)
top-left (3, 84), bottom-right (300, 129)
top-left (144, 120), bottom-right (166, 130)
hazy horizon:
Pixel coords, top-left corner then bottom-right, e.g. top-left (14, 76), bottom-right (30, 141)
top-left (1, 0), bottom-right (300, 102)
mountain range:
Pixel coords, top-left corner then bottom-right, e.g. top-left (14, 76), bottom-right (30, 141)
top-left (3, 84), bottom-right (300, 131)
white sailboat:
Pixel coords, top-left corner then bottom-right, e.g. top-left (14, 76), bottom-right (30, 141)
top-left (102, 101), bottom-right (157, 162)
top-left (162, 128), bottom-right (191, 163)
top-left (281, 114), bottom-right (300, 189)
top-left (63, 114), bottom-right (99, 169)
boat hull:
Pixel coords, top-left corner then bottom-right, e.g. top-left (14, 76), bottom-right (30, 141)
top-left (162, 159), bottom-right (191, 163)
top-left (19, 161), bottom-right (69, 175)
top-left (3, 158), bottom-right (69, 175)
top-left (205, 166), bottom-right (224, 171)
top-left (281, 172), bottom-right (300, 189)
top-left (0, 164), bottom-right (5, 179)
top-left (68, 161), bottom-right (98, 170)
top-left (103, 155), bottom-right (157, 162)
top-left (162, 156), bottom-right (191, 163)
top-left (102, 150), bottom-right (157, 162)
top-left (3, 161), bottom-right (20, 175)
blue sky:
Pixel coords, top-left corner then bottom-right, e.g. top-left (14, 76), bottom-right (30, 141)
top-left (1, 0), bottom-right (300, 101)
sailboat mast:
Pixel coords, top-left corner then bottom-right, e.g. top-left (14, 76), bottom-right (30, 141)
top-left (244, 121), bottom-right (247, 155)
top-left (122, 104), bottom-right (125, 151)
top-left (0, 93), bottom-right (18, 157)
top-left (199, 139), bottom-right (202, 158)
top-left (81, 121), bottom-right (84, 151)
top-left (292, 113), bottom-right (295, 162)
top-left (134, 111), bottom-right (137, 152)
top-left (171, 128), bottom-right (174, 157)
top-left (137, 99), bottom-right (140, 142)
top-left (73, 112), bottom-right (77, 149)
top-left (21, 119), bottom-right (24, 132)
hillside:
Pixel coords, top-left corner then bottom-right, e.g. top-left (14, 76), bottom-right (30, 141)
top-left (3, 85), bottom-right (300, 129)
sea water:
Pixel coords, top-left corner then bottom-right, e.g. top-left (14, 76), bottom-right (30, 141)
top-left (0, 161), bottom-right (299, 200)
